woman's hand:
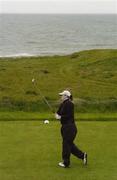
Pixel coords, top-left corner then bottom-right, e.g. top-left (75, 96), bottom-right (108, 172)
top-left (55, 113), bottom-right (61, 120)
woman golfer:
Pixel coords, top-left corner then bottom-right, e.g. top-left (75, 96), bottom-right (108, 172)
top-left (55, 90), bottom-right (87, 168)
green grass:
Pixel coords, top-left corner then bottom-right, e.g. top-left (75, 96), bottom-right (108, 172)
top-left (0, 49), bottom-right (117, 180)
top-left (0, 111), bottom-right (117, 121)
top-left (0, 121), bottom-right (117, 180)
top-left (0, 49), bottom-right (117, 112)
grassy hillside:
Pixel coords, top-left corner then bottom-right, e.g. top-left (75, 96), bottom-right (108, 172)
top-left (0, 49), bottom-right (117, 112)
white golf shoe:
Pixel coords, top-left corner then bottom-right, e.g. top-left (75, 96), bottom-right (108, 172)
top-left (58, 162), bottom-right (66, 168)
top-left (83, 152), bottom-right (87, 165)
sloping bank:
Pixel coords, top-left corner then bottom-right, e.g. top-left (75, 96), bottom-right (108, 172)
top-left (0, 49), bottom-right (117, 117)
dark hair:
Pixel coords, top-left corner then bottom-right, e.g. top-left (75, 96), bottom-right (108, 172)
top-left (70, 95), bottom-right (73, 101)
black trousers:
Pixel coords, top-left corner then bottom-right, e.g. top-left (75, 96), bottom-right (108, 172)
top-left (61, 123), bottom-right (84, 167)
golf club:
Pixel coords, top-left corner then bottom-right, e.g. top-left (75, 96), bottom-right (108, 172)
top-left (32, 78), bottom-right (55, 114)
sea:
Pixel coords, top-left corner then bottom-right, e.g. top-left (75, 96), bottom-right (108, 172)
top-left (0, 14), bottom-right (117, 57)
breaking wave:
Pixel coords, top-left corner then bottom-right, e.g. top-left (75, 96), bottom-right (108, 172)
top-left (0, 53), bottom-right (37, 58)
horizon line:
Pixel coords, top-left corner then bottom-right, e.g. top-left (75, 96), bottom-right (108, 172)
top-left (0, 12), bottom-right (116, 15)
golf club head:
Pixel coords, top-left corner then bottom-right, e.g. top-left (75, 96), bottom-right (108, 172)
top-left (32, 78), bottom-right (35, 83)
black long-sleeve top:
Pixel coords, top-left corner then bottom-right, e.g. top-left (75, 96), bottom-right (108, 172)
top-left (57, 99), bottom-right (74, 125)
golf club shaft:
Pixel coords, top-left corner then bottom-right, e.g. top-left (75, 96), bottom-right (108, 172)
top-left (38, 89), bottom-right (54, 113)
top-left (33, 82), bottom-right (54, 113)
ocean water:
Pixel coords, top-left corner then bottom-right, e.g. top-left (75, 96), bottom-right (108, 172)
top-left (0, 14), bottom-right (117, 57)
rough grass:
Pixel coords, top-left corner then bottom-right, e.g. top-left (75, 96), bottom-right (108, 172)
top-left (0, 49), bottom-right (117, 112)
top-left (0, 121), bottom-right (117, 180)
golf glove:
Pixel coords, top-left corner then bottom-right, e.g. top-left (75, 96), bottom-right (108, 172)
top-left (55, 113), bottom-right (61, 120)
